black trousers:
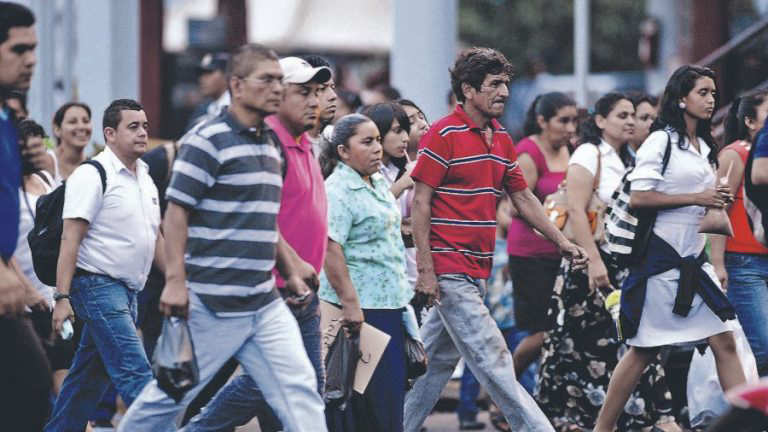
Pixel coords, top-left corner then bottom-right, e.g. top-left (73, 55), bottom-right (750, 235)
top-left (0, 316), bottom-right (53, 431)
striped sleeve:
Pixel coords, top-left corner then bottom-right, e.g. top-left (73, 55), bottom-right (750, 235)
top-left (412, 127), bottom-right (450, 188)
top-left (503, 141), bottom-right (527, 193)
top-left (166, 133), bottom-right (220, 208)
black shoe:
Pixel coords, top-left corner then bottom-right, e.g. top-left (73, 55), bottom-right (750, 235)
top-left (459, 419), bottom-right (486, 430)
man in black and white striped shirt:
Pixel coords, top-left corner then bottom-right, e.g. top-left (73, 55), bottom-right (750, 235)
top-left (119, 44), bottom-right (327, 432)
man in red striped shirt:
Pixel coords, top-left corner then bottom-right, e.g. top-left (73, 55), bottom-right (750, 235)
top-left (404, 47), bottom-right (587, 432)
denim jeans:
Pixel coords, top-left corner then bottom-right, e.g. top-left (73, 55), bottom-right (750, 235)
top-left (726, 253), bottom-right (768, 372)
top-left (118, 293), bottom-right (326, 432)
top-left (44, 274), bottom-right (151, 432)
top-left (183, 294), bottom-right (324, 432)
top-left (457, 326), bottom-right (537, 422)
top-left (404, 274), bottom-right (554, 432)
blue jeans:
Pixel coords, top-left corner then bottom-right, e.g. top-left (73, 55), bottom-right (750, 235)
top-left (181, 294), bottom-right (323, 432)
top-left (45, 274), bottom-right (152, 432)
top-left (726, 253), bottom-right (768, 373)
top-left (118, 294), bottom-right (325, 432)
top-left (457, 326), bottom-right (537, 422)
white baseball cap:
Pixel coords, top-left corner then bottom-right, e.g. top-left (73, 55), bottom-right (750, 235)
top-left (279, 57), bottom-right (332, 85)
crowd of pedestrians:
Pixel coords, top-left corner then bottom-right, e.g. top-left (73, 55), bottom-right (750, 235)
top-left (3, 2), bottom-right (768, 432)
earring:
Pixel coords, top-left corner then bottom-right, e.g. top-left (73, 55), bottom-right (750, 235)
top-left (678, 101), bottom-right (686, 110)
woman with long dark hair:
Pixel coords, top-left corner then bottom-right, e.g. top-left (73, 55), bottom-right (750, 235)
top-left (508, 92), bottom-right (577, 380)
top-left (594, 65), bottom-right (745, 432)
top-left (536, 92), bottom-right (677, 431)
top-left (709, 89), bottom-right (768, 377)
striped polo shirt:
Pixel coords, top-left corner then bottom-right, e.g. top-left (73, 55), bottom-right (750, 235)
top-left (412, 104), bottom-right (527, 279)
top-left (166, 110), bottom-right (282, 317)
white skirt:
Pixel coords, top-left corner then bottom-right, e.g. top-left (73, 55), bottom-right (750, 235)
top-left (627, 217), bottom-right (732, 347)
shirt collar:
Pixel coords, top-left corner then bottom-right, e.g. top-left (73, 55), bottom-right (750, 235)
top-left (337, 162), bottom-right (385, 191)
top-left (453, 104), bottom-right (502, 132)
top-left (102, 146), bottom-right (148, 175)
top-left (264, 115), bottom-right (311, 150)
top-left (220, 109), bottom-right (271, 137)
top-left (598, 139), bottom-right (617, 155)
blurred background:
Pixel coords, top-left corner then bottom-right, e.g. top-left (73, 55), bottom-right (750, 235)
top-left (13, 0), bottom-right (768, 146)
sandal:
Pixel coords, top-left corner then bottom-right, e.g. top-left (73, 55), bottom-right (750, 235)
top-left (490, 412), bottom-right (510, 432)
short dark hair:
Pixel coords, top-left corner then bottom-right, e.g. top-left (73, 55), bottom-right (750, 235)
top-left (0, 2), bottom-right (35, 45)
top-left (228, 43), bottom-right (279, 79)
top-left (361, 102), bottom-right (410, 177)
top-left (450, 47), bottom-right (514, 103)
top-left (627, 91), bottom-right (659, 110)
top-left (17, 118), bottom-right (45, 143)
top-left (523, 92), bottom-right (577, 136)
top-left (102, 99), bottom-right (143, 137)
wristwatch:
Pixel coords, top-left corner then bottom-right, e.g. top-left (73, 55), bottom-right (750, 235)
top-left (53, 292), bottom-right (71, 302)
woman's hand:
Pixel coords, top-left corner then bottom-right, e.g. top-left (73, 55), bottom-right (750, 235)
top-left (713, 263), bottom-right (728, 291)
top-left (695, 187), bottom-right (733, 209)
top-left (588, 257), bottom-right (611, 293)
top-left (341, 302), bottom-right (364, 335)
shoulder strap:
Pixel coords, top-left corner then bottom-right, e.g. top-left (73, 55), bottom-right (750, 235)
top-left (660, 131), bottom-right (673, 175)
top-left (592, 143), bottom-right (602, 191)
top-left (81, 160), bottom-right (107, 193)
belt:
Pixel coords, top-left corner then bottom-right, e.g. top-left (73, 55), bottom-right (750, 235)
top-left (74, 268), bottom-right (106, 278)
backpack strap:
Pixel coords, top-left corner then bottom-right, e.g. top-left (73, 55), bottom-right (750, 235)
top-left (592, 143), bottom-right (602, 192)
top-left (81, 160), bottom-right (107, 193)
top-left (660, 131), bottom-right (673, 176)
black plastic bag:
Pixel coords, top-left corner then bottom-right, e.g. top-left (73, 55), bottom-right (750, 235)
top-left (153, 317), bottom-right (199, 403)
top-left (324, 330), bottom-right (359, 409)
top-left (405, 334), bottom-right (428, 380)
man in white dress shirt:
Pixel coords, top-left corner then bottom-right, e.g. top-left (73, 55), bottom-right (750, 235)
top-left (46, 99), bottom-right (165, 431)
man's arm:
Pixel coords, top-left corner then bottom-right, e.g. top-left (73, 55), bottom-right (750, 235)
top-left (275, 231), bottom-right (313, 306)
top-left (52, 218), bottom-right (88, 332)
top-left (509, 187), bottom-right (588, 268)
top-left (0, 260), bottom-right (26, 317)
top-left (153, 232), bottom-right (167, 276)
top-left (158, 202), bottom-right (190, 317)
top-left (8, 257), bottom-right (47, 311)
top-left (411, 181), bottom-right (440, 306)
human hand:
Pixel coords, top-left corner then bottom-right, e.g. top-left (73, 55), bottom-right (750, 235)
top-left (558, 240), bottom-right (589, 271)
top-left (159, 279), bottom-right (189, 317)
top-left (341, 302), bottom-right (364, 335)
top-left (52, 299), bottom-right (74, 333)
top-left (696, 188), bottom-right (729, 209)
top-left (0, 266), bottom-right (26, 317)
top-left (412, 271), bottom-right (440, 308)
top-left (713, 263), bottom-right (728, 291)
top-left (588, 259), bottom-right (612, 293)
top-left (284, 275), bottom-right (314, 308)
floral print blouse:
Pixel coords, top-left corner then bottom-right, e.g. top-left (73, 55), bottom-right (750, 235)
top-left (318, 162), bottom-right (413, 309)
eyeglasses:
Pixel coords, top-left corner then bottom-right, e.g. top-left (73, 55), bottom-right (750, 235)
top-left (237, 74), bottom-right (284, 87)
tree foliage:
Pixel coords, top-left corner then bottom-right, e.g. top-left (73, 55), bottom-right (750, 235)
top-left (458, 0), bottom-right (646, 76)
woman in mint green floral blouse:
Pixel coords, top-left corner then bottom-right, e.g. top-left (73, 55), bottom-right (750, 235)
top-left (319, 113), bottom-right (413, 431)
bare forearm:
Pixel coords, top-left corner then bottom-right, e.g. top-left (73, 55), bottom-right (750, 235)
top-left (709, 234), bottom-right (727, 267)
top-left (275, 232), bottom-right (298, 279)
top-left (324, 243), bottom-right (360, 308)
top-left (412, 193), bottom-right (435, 274)
top-left (153, 233), bottom-right (167, 275)
top-left (163, 204), bottom-right (189, 285)
top-left (511, 189), bottom-right (568, 248)
top-left (56, 237), bottom-right (80, 295)
top-left (630, 190), bottom-right (699, 209)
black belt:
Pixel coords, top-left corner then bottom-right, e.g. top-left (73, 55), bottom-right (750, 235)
top-left (74, 268), bottom-right (106, 278)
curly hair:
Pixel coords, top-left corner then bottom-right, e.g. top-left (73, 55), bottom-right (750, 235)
top-left (450, 47), bottom-right (514, 103)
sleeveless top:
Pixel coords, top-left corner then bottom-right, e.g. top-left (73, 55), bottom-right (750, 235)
top-left (507, 137), bottom-right (566, 258)
top-left (724, 141), bottom-right (768, 255)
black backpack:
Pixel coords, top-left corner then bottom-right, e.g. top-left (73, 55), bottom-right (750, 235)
top-left (28, 160), bottom-right (107, 286)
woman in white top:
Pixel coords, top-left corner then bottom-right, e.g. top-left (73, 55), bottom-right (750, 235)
top-left (25, 102), bottom-right (92, 184)
top-left (13, 119), bottom-right (74, 396)
top-left (537, 93), bottom-right (677, 431)
top-left (594, 66), bottom-right (745, 432)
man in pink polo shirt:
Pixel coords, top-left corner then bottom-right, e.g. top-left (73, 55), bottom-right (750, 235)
top-left (181, 57), bottom-right (332, 432)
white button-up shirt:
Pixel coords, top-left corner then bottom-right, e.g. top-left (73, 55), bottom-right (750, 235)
top-left (63, 147), bottom-right (160, 290)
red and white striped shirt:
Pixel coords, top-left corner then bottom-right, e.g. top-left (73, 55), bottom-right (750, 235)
top-left (412, 105), bottom-right (527, 278)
